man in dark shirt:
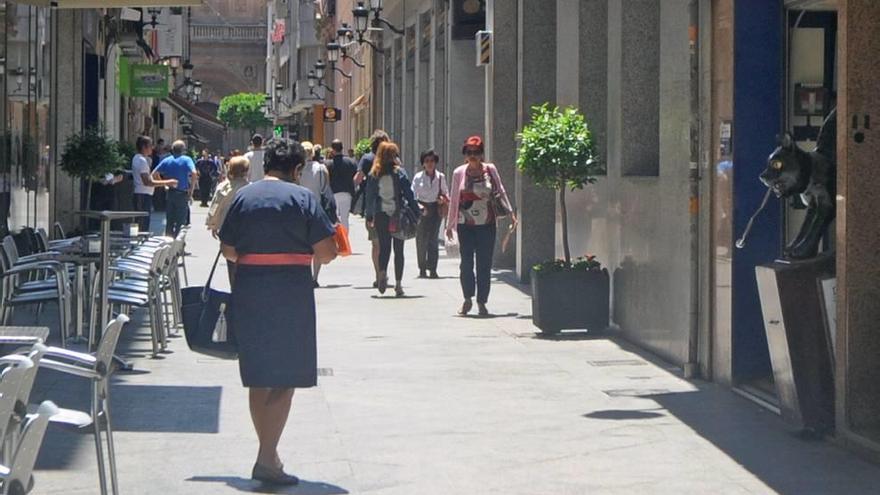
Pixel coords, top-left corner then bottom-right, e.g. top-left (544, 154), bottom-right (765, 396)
top-left (196, 150), bottom-right (218, 206)
top-left (354, 130), bottom-right (389, 287)
top-left (326, 139), bottom-right (358, 230)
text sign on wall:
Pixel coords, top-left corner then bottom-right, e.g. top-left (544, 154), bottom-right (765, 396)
top-left (130, 64), bottom-right (170, 98)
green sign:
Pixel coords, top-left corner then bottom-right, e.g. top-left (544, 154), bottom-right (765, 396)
top-left (118, 57), bottom-right (131, 96)
top-left (274, 125), bottom-right (284, 138)
top-left (129, 64), bottom-right (169, 98)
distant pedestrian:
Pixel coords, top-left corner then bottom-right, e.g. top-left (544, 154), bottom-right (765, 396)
top-left (298, 142), bottom-right (338, 287)
top-left (365, 141), bottom-right (420, 297)
top-left (412, 149), bottom-right (449, 279)
top-left (196, 150), bottom-right (217, 207)
top-left (153, 140), bottom-right (197, 237)
top-left (446, 136), bottom-right (516, 316)
top-left (355, 130), bottom-right (390, 287)
top-left (131, 136), bottom-right (177, 234)
top-left (313, 144), bottom-right (325, 164)
top-left (326, 139), bottom-right (358, 230)
top-left (219, 138), bottom-right (338, 486)
top-left (244, 134), bottom-right (266, 182)
top-left (206, 156), bottom-right (250, 284)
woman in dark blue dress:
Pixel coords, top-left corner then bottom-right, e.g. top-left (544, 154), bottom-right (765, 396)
top-left (219, 138), bottom-right (337, 486)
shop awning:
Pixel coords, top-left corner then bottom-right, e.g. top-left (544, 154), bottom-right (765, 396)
top-left (163, 94), bottom-right (226, 132)
top-left (17, 0), bottom-right (202, 7)
top-left (349, 93), bottom-right (370, 113)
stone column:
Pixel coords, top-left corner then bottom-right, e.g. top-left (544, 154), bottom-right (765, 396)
top-left (485, 0), bottom-right (517, 268)
top-left (836, 0), bottom-right (880, 450)
top-left (444, 8), bottom-right (485, 178)
top-left (515, 0), bottom-right (557, 282)
top-left (51, 10), bottom-right (83, 231)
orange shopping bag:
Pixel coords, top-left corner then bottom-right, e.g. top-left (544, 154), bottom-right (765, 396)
top-left (334, 224), bottom-right (352, 257)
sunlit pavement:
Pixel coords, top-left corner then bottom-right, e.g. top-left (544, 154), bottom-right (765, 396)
top-left (28, 207), bottom-right (880, 494)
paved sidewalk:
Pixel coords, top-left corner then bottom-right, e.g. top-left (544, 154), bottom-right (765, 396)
top-left (27, 208), bottom-right (880, 494)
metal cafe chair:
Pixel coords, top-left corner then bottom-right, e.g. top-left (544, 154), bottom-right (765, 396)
top-left (0, 356), bottom-right (35, 463)
top-left (0, 400), bottom-right (58, 495)
top-left (0, 345), bottom-right (47, 465)
top-left (38, 314), bottom-right (129, 495)
top-left (104, 246), bottom-right (171, 356)
top-left (0, 240), bottom-right (72, 347)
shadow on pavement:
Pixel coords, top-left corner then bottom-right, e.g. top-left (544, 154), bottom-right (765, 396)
top-left (646, 387), bottom-right (880, 494)
top-left (583, 409), bottom-right (665, 420)
top-left (186, 476), bottom-right (349, 494)
top-left (491, 270), bottom-right (531, 296)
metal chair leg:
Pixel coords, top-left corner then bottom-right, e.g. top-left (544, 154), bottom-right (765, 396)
top-left (102, 391), bottom-right (119, 495)
top-left (92, 382), bottom-right (109, 495)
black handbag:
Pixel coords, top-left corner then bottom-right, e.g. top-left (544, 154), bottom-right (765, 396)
top-left (389, 173), bottom-right (418, 241)
top-left (181, 251), bottom-right (238, 360)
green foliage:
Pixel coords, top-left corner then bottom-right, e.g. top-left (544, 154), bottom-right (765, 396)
top-left (533, 255), bottom-right (602, 273)
top-left (354, 137), bottom-right (372, 159)
top-left (217, 93), bottom-right (271, 133)
top-left (117, 140), bottom-right (137, 169)
top-left (60, 127), bottom-right (126, 181)
top-left (516, 104), bottom-right (603, 191)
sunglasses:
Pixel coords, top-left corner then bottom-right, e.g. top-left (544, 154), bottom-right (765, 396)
top-left (464, 149), bottom-right (482, 156)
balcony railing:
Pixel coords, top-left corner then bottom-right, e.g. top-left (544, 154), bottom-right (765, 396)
top-left (190, 24), bottom-right (267, 43)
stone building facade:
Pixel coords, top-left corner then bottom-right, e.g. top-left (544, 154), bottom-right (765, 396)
top-left (190, 0), bottom-right (268, 151)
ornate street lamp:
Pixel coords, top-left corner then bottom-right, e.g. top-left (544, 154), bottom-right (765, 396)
top-left (183, 60), bottom-right (194, 81)
top-left (193, 80), bottom-right (203, 102)
top-left (315, 60), bottom-right (326, 80)
top-left (352, 2), bottom-right (384, 53)
top-left (327, 42), bottom-right (340, 63)
top-left (14, 67), bottom-right (23, 90)
top-left (307, 70), bottom-right (318, 89)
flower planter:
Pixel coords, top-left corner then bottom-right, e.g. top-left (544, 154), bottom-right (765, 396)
top-left (531, 268), bottom-right (610, 334)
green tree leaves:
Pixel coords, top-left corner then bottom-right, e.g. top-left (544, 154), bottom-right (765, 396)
top-left (217, 93), bottom-right (272, 134)
top-left (60, 126), bottom-right (127, 181)
top-left (516, 104), bottom-right (603, 191)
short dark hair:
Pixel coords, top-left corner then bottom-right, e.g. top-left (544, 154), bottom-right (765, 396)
top-left (370, 129), bottom-right (390, 154)
top-left (252, 134), bottom-right (264, 147)
top-left (331, 139), bottom-right (344, 153)
top-left (420, 149), bottom-right (440, 164)
top-left (136, 136), bottom-right (153, 153)
top-left (263, 138), bottom-right (305, 176)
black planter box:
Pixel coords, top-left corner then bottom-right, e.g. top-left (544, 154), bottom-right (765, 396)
top-left (531, 268), bottom-right (610, 334)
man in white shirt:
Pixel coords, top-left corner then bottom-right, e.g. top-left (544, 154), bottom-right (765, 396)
top-left (244, 134), bottom-right (265, 183)
top-left (132, 136), bottom-right (177, 233)
top-left (411, 149), bottom-right (449, 278)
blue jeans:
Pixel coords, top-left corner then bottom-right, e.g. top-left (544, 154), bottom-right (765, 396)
top-left (133, 194), bottom-right (153, 233)
top-left (457, 224), bottom-right (497, 304)
top-left (165, 190), bottom-right (190, 237)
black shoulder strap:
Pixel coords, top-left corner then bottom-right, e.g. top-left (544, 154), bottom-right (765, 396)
top-left (202, 250), bottom-right (223, 301)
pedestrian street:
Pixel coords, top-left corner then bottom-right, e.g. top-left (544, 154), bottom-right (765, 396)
top-left (23, 208), bottom-right (880, 494)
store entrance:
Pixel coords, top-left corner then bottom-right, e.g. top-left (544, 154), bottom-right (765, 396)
top-left (731, 1), bottom-right (838, 409)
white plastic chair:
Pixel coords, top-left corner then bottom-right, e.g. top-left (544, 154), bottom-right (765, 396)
top-left (38, 314), bottom-right (130, 495)
top-left (1, 345), bottom-right (47, 464)
top-left (0, 356), bottom-right (35, 459)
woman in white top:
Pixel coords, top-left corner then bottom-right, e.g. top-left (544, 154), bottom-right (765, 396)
top-left (297, 142), bottom-right (337, 287)
top-left (365, 142), bottom-right (421, 296)
top-left (411, 149), bottom-right (449, 278)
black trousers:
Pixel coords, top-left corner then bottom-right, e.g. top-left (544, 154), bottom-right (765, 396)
top-left (133, 193), bottom-right (153, 233)
top-left (457, 224), bottom-right (497, 304)
top-left (199, 178), bottom-right (214, 205)
top-left (373, 212), bottom-right (405, 282)
top-left (416, 202), bottom-right (442, 272)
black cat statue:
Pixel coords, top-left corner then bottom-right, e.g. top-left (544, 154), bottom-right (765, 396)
top-left (759, 109), bottom-right (837, 260)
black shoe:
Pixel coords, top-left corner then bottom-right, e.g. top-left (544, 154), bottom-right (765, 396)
top-left (478, 303), bottom-right (489, 317)
top-left (459, 299), bottom-right (473, 316)
top-left (252, 463), bottom-right (299, 486)
top-left (372, 280), bottom-right (379, 288)
top-left (429, 271), bottom-right (439, 279)
top-left (418, 270), bottom-right (427, 279)
top-left (378, 273), bottom-right (388, 294)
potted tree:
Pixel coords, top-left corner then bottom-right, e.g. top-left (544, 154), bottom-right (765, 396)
top-left (60, 126), bottom-right (126, 213)
top-left (516, 104), bottom-right (609, 334)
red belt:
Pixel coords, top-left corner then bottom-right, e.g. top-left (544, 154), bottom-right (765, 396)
top-left (237, 253), bottom-right (313, 266)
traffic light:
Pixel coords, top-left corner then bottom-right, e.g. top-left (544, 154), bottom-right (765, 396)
top-left (274, 125), bottom-right (284, 139)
